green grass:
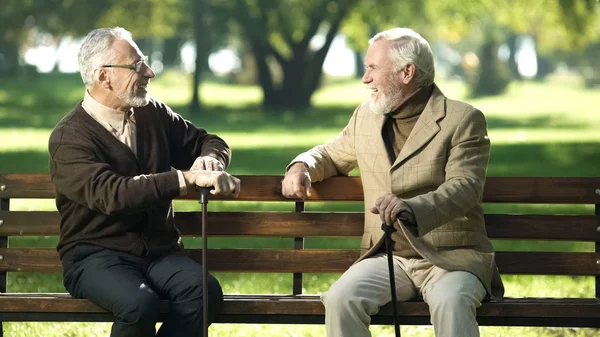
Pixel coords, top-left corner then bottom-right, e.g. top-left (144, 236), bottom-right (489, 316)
top-left (1, 71), bottom-right (599, 336)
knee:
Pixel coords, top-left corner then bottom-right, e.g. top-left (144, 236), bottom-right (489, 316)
top-left (427, 291), bottom-right (478, 317)
top-left (206, 274), bottom-right (224, 313)
top-left (322, 281), bottom-right (367, 315)
top-left (176, 273), bottom-right (223, 323)
top-left (114, 284), bottom-right (161, 324)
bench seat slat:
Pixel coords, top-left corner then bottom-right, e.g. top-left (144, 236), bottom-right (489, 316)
top-left (1, 212), bottom-right (599, 242)
top-left (0, 248), bottom-right (598, 275)
top-left (3, 174), bottom-right (600, 204)
top-left (0, 294), bottom-right (599, 320)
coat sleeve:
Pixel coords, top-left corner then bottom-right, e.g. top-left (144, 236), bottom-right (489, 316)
top-left (402, 108), bottom-right (490, 236)
top-left (288, 104), bottom-right (362, 182)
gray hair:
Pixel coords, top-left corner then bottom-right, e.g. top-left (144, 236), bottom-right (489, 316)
top-left (369, 28), bottom-right (435, 87)
top-left (78, 27), bottom-right (133, 88)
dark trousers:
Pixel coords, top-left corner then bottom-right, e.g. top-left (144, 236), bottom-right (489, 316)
top-left (63, 246), bottom-right (223, 337)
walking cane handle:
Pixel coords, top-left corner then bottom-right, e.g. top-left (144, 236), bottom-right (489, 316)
top-left (198, 187), bottom-right (214, 205)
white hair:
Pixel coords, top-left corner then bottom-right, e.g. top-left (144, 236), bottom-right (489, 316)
top-left (369, 28), bottom-right (435, 87)
top-left (78, 27), bottom-right (133, 88)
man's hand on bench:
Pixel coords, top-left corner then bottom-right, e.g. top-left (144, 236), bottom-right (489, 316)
top-left (282, 162), bottom-right (312, 199)
top-left (184, 170), bottom-right (241, 197)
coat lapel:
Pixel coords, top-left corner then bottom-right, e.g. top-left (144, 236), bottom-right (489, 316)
top-left (362, 105), bottom-right (390, 169)
top-left (391, 85), bottom-right (446, 170)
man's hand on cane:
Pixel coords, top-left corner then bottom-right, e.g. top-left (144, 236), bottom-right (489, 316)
top-left (184, 170), bottom-right (241, 197)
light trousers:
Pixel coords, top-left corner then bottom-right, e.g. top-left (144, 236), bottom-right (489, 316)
top-left (321, 253), bottom-right (487, 337)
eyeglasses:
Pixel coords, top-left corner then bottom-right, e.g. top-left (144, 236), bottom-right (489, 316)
top-left (102, 55), bottom-right (149, 73)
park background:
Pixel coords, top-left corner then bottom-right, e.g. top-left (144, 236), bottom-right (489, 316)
top-left (1, 0), bottom-right (600, 336)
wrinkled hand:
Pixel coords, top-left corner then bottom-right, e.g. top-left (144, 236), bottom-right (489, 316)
top-left (370, 193), bottom-right (409, 226)
top-left (183, 170), bottom-right (241, 197)
top-left (281, 162), bottom-right (312, 199)
top-left (190, 156), bottom-right (225, 171)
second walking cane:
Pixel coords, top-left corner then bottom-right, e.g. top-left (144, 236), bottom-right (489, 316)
top-left (381, 222), bottom-right (401, 337)
top-left (198, 187), bottom-right (213, 337)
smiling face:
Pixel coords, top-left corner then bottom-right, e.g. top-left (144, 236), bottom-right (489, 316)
top-left (362, 39), bottom-right (407, 115)
top-left (108, 39), bottom-right (155, 108)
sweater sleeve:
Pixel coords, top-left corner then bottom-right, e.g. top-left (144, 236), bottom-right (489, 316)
top-left (161, 102), bottom-right (231, 170)
top-left (49, 125), bottom-right (181, 216)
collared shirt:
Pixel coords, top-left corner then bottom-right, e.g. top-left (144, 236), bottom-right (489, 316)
top-left (81, 91), bottom-right (188, 195)
top-left (82, 90), bottom-right (137, 155)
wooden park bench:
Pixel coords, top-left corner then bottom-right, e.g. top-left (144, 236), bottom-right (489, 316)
top-left (0, 173), bottom-right (600, 335)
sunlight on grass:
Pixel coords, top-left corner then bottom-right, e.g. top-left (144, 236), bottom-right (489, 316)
top-left (0, 128), bottom-right (52, 151)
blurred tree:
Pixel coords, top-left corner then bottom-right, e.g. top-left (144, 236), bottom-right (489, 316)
top-left (426, 0), bottom-right (599, 96)
top-left (0, 0), bottom-right (75, 76)
top-left (190, 0), bottom-right (209, 112)
top-left (174, 0), bottom-right (230, 113)
top-left (212, 0), bottom-right (362, 109)
top-left (340, 0), bottom-right (599, 97)
top-left (342, 0), bottom-right (427, 79)
top-left (0, 0), bottom-right (227, 113)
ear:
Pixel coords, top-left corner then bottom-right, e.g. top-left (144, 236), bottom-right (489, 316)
top-left (96, 68), bottom-right (112, 89)
top-left (401, 64), bottom-right (416, 85)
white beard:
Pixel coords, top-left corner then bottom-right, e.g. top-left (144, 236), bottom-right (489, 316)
top-left (368, 89), bottom-right (403, 116)
top-left (368, 96), bottom-right (392, 115)
top-left (117, 88), bottom-right (149, 107)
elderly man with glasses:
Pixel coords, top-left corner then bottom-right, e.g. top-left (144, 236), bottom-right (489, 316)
top-left (48, 27), bottom-right (240, 337)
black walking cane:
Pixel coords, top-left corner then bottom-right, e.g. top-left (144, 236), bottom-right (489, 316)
top-left (198, 187), bottom-right (214, 337)
top-left (381, 222), bottom-right (401, 337)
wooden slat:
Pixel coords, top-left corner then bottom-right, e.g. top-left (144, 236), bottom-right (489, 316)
top-left (0, 294), bottom-right (599, 320)
top-left (485, 214), bottom-right (600, 241)
top-left (0, 212), bottom-right (60, 236)
top-left (0, 174), bottom-right (56, 199)
top-left (495, 252), bottom-right (600, 275)
top-left (0, 248), bottom-right (358, 273)
top-left (3, 174), bottom-right (600, 204)
top-left (0, 211), bottom-right (365, 237)
top-left (2, 211), bottom-right (599, 242)
top-left (0, 248), bottom-right (598, 275)
top-left (484, 177), bottom-right (600, 204)
top-left (0, 174), bottom-right (364, 201)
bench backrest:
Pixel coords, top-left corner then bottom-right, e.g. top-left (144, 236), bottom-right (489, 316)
top-left (1, 174), bottom-right (600, 297)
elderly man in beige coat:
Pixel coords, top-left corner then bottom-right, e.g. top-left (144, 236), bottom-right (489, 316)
top-left (282, 27), bottom-right (504, 337)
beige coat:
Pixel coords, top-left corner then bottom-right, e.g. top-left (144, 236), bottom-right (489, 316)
top-left (292, 85), bottom-right (504, 299)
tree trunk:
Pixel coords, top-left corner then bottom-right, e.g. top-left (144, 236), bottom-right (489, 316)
top-left (163, 37), bottom-right (182, 68)
top-left (470, 30), bottom-right (511, 97)
top-left (190, 0), bottom-right (207, 113)
top-left (0, 39), bottom-right (20, 77)
top-left (506, 33), bottom-right (522, 80)
top-left (354, 51), bottom-right (364, 79)
top-left (262, 62), bottom-right (313, 109)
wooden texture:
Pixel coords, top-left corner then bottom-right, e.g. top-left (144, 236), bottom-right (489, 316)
top-left (2, 173), bottom-right (600, 327)
top-left (3, 174), bottom-right (600, 203)
top-left (0, 248), bottom-right (598, 276)
top-left (0, 294), bottom-right (599, 321)
top-left (2, 212), bottom-right (600, 242)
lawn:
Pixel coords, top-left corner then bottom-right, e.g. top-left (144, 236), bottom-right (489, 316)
top-left (0, 71), bottom-right (599, 336)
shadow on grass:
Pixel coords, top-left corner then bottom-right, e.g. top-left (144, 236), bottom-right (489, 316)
top-left (488, 142), bottom-right (600, 177)
top-left (486, 114), bottom-right (587, 129)
top-left (0, 150), bottom-right (50, 174)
